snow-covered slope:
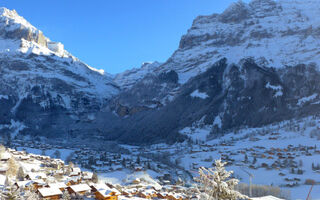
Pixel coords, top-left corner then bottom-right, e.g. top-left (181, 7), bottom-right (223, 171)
top-left (114, 61), bottom-right (162, 90)
top-left (153, 0), bottom-right (320, 84)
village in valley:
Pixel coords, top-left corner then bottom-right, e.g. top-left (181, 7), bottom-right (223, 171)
top-left (2, 116), bottom-right (320, 199)
top-left (0, 145), bottom-right (194, 200)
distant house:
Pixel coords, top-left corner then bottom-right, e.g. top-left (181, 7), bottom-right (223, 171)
top-left (82, 172), bottom-right (93, 181)
top-left (95, 188), bottom-right (119, 200)
top-left (0, 152), bottom-right (11, 161)
top-left (15, 180), bottom-right (34, 190)
top-left (0, 167), bottom-right (7, 175)
top-left (66, 176), bottom-right (81, 186)
top-left (38, 187), bottom-right (63, 200)
top-left (25, 172), bottom-right (47, 180)
top-left (137, 191), bottom-right (152, 199)
top-left (166, 193), bottom-right (184, 200)
top-left (70, 167), bottom-right (81, 176)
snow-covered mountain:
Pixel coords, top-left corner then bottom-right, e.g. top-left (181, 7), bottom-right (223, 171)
top-left (156, 0), bottom-right (320, 84)
top-left (107, 0), bottom-right (320, 144)
top-left (2, 0), bottom-right (320, 144)
top-left (0, 8), bottom-right (119, 139)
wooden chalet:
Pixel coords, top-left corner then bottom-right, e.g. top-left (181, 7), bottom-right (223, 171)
top-left (95, 188), bottom-right (119, 200)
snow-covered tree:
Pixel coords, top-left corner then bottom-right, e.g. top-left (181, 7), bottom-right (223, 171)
top-left (62, 190), bottom-right (71, 200)
top-left (6, 158), bottom-right (18, 178)
top-left (1, 185), bottom-right (20, 200)
top-left (0, 145), bottom-right (6, 158)
top-left (195, 159), bottom-right (248, 200)
top-left (24, 188), bottom-right (40, 200)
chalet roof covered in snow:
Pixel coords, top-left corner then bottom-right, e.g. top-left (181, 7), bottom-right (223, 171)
top-left (38, 187), bottom-right (63, 197)
top-left (15, 180), bottom-right (33, 188)
top-left (251, 196), bottom-right (285, 200)
top-left (69, 184), bottom-right (91, 192)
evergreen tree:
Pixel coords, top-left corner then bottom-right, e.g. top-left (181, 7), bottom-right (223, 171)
top-left (136, 155), bottom-right (141, 165)
top-left (16, 166), bottom-right (24, 181)
top-left (195, 159), bottom-right (248, 200)
top-left (53, 150), bottom-right (61, 159)
top-left (92, 172), bottom-right (98, 183)
top-left (252, 157), bottom-right (257, 165)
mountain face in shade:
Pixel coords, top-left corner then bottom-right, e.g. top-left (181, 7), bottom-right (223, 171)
top-left (1, 0), bottom-right (320, 145)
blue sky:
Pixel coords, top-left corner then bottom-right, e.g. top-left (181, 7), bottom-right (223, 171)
top-left (1, 0), bottom-right (247, 74)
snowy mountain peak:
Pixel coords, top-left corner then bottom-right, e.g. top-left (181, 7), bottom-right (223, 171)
top-left (0, 7), bottom-right (45, 46)
top-left (156, 0), bottom-right (320, 84)
top-left (0, 7), bottom-right (110, 77)
top-left (0, 7), bottom-right (37, 32)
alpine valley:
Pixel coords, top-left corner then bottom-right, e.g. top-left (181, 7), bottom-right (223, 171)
top-left (1, 0), bottom-right (320, 198)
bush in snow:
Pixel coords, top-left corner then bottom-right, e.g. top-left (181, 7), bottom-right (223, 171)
top-left (195, 159), bottom-right (248, 200)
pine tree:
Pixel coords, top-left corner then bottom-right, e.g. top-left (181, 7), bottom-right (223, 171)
top-left (252, 157), bottom-right (257, 165)
top-left (244, 154), bottom-right (248, 163)
top-left (53, 150), bottom-right (61, 159)
top-left (195, 159), bottom-right (248, 200)
top-left (92, 172), bottom-right (98, 183)
top-left (136, 155), bottom-right (141, 165)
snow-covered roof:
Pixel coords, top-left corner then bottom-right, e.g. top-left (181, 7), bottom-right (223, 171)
top-left (16, 180), bottom-right (33, 188)
top-left (69, 184), bottom-right (91, 192)
top-left (72, 167), bottom-right (81, 173)
top-left (26, 172), bottom-right (47, 180)
top-left (38, 187), bottom-right (63, 197)
top-left (251, 196), bottom-right (285, 200)
top-left (0, 152), bottom-right (11, 160)
top-left (92, 183), bottom-right (121, 197)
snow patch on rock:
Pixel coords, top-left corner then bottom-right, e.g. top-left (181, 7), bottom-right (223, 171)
top-left (190, 89), bottom-right (209, 99)
top-left (213, 116), bottom-right (222, 129)
top-left (297, 93), bottom-right (318, 106)
top-left (265, 82), bottom-right (283, 97)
